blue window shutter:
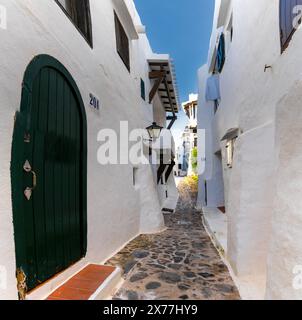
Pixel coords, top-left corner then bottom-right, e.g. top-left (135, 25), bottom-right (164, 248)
top-left (217, 33), bottom-right (225, 73)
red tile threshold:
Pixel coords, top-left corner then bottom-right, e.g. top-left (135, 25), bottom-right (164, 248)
top-left (47, 264), bottom-right (116, 300)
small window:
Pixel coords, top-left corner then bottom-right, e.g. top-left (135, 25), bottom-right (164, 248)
top-left (215, 33), bottom-right (225, 73)
top-left (140, 79), bottom-right (145, 100)
top-left (114, 12), bottom-right (130, 71)
top-left (280, 0), bottom-right (302, 52)
top-left (56, 0), bottom-right (93, 47)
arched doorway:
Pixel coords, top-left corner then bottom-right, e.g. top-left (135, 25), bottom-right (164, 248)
top-left (11, 55), bottom-right (87, 295)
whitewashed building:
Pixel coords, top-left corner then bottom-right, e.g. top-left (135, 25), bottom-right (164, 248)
top-left (0, 0), bottom-right (179, 300)
top-left (174, 127), bottom-right (190, 177)
top-left (197, 0), bottom-right (302, 299)
top-left (182, 94), bottom-right (198, 176)
top-left (174, 94), bottom-right (198, 177)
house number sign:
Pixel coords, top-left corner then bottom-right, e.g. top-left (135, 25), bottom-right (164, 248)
top-left (89, 93), bottom-right (100, 111)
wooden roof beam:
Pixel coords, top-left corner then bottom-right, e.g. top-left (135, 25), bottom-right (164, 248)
top-left (149, 71), bottom-right (166, 103)
top-left (158, 89), bottom-right (174, 93)
top-left (149, 70), bottom-right (166, 79)
top-left (149, 62), bottom-right (169, 67)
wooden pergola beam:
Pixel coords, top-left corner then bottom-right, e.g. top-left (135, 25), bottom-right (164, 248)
top-left (163, 102), bottom-right (177, 105)
top-left (167, 116), bottom-right (177, 130)
top-left (149, 62), bottom-right (169, 67)
top-left (149, 76), bottom-right (165, 103)
top-left (158, 89), bottom-right (174, 93)
top-left (165, 159), bottom-right (176, 182)
top-left (166, 115), bottom-right (175, 120)
top-left (149, 71), bottom-right (166, 103)
top-left (163, 77), bottom-right (178, 129)
top-left (160, 96), bottom-right (176, 100)
top-left (149, 70), bottom-right (166, 79)
top-left (148, 62), bottom-right (178, 115)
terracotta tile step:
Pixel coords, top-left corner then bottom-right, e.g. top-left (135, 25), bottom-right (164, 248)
top-left (47, 264), bottom-right (120, 300)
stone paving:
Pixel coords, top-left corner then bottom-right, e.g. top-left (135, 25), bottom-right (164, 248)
top-left (106, 178), bottom-right (240, 300)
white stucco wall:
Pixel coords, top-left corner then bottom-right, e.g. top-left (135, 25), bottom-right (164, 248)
top-left (266, 81), bottom-right (302, 300)
top-left (227, 122), bottom-right (274, 279)
top-left (197, 65), bottom-right (224, 209)
top-left (199, 0), bottom-right (302, 299)
top-left (0, 0), bottom-right (176, 299)
top-left (138, 165), bottom-right (165, 234)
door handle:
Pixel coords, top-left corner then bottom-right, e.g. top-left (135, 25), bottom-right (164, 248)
top-left (23, 160), bottom-right (37, 200)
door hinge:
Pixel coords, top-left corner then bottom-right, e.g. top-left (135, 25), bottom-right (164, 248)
top-left (16, 268), bottom-right (27, 300)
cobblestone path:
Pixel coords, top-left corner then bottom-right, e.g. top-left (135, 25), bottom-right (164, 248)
top-left (106, 180), bottom-right (240, 300)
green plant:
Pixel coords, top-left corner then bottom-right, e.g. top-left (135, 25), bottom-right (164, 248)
top-left (191, 147), bottom-right (198, 172)
top-left (181, 174), bottom-right (198, 192)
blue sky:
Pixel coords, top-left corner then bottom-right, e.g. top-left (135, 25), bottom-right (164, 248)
top-left (134, 0), bottom-right (215, 145)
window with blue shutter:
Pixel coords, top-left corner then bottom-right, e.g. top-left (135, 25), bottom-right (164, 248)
top-left (140, 79), bottom-right (145, 100)
top-left (114, 12), bottom-right (130, 72)
top-left (280, 0), bottom-right (302, 52)
top-left (216, 33), bottom-right (225, 73)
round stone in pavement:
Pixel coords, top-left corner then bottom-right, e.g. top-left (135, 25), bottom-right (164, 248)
top-left (173, 257), bottom-right (183, 263)
top-left (130, 272), bottom-right (148, 283)
top-left (178, 284), bottom-right (190, 291)
top-left (127, 290), bottom-right (139, 300)
top-left (168, 263), bottom-right (182, 270)
top-left (159, 272), bottom-right (181, 284)
top-left (147, 263), bottom-right (166, 270)
top-left (184, 272), bottom-right (196, 278)
top-left (192, 242), bottom-right (204, 249)
top-left (175, 252), bottom-right (186, 257)
top-left (132, 250), bottom-right (149, 259)
top-left (145, 282), bottom-right (161, 290)
top-left (202, 288), bottom-right (212, 298)
top-left (214, 284), bottom-right (236, 293)
top-left (198, 272), bottom-right (215, 278)
top-left (124, 260), bottom-right (137, 274)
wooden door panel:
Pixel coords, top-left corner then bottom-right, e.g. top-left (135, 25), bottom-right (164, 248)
top-left (62, 82), bottom-right (72, 268)
top-left (12, 56), bottom-right (87, 295)
top-left (44, 68), bottom-right (58, 276)
top-left (12, 112), bottom-right (37, 290)
top-left (31, 69), bottom-right (83, 286)
top-left (33, 69), bottom-right (83, 280)
top-left (53, 72), bottom-right (65, 273)
top-left (69, 93), bottom-right (81, 263)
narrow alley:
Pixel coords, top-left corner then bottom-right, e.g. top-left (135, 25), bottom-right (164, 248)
top-left (107, 178), bottom-right (240, 300)
top-left (3, 0), bottom-right (302, 306)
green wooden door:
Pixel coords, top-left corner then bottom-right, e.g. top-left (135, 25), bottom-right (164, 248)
top-left (11, 55), bottom-right (87, 294)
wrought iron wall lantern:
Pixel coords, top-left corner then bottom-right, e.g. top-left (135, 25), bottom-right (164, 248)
top-left (145, 122), bottom-right (163, 141)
